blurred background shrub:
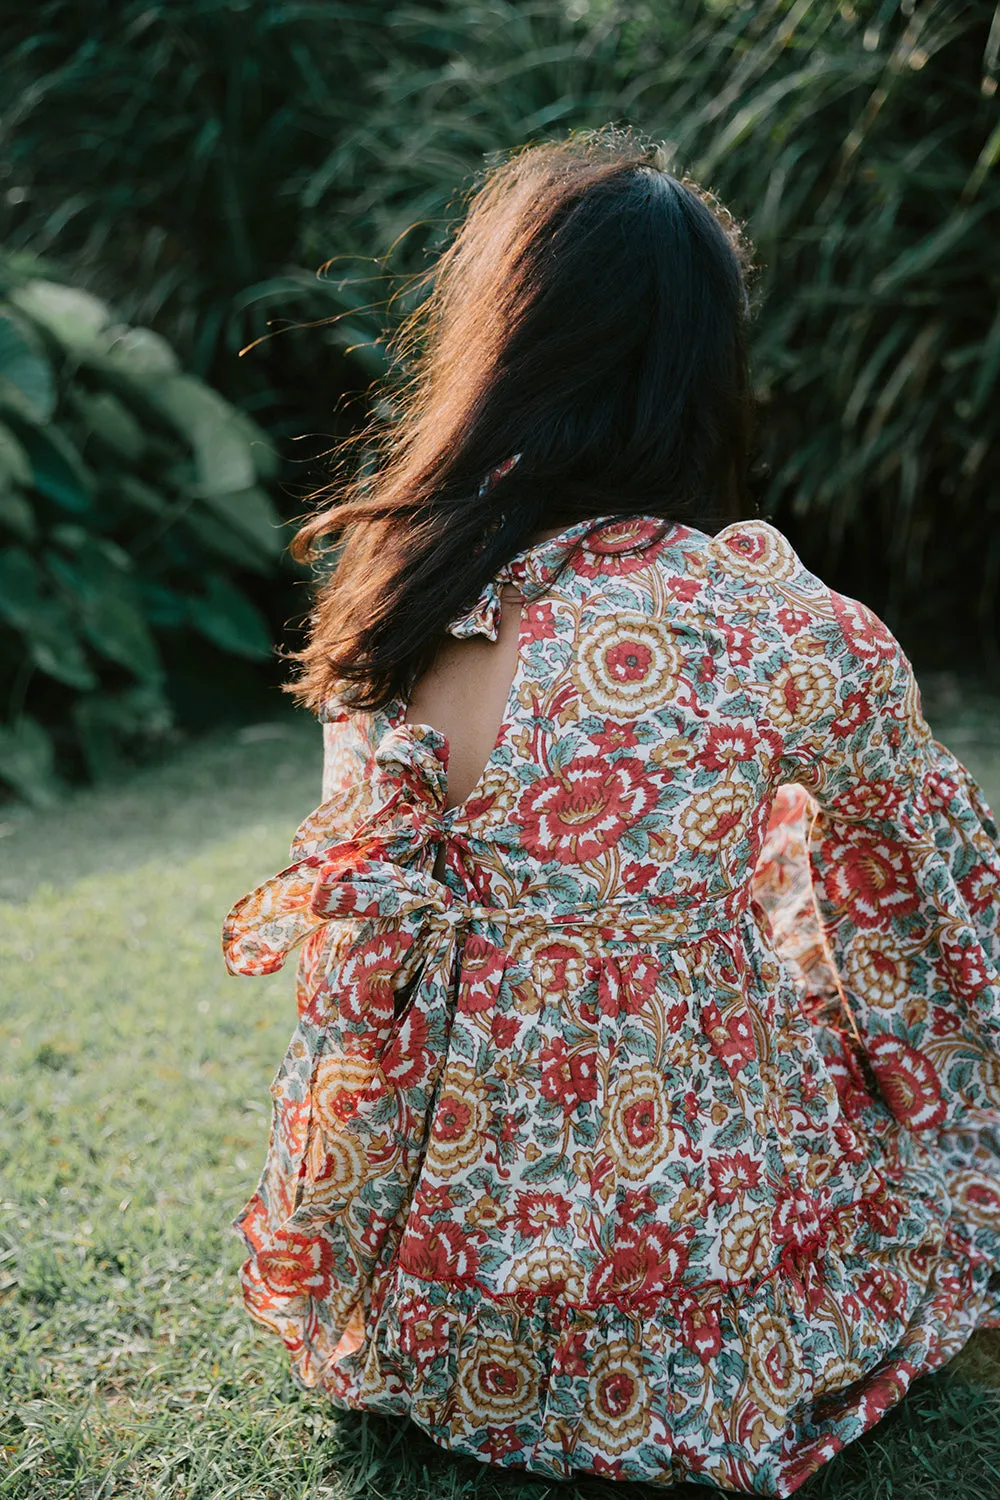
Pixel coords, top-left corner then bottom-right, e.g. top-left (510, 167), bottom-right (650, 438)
top-left (0, 255), bottom-right (290, 803)
top-left (0, 0), bottom-right (997, 796)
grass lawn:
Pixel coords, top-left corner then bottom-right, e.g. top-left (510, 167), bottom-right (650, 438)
top-left (3, 691), bottom-right (1000, 1500)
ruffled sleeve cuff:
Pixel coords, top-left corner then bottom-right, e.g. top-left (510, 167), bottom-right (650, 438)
top-left (806, 736), bottom-right (1000, 1131)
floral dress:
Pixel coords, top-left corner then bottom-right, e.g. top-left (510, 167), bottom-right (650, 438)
top-left (222, 515), bottom-right (1000, 1497)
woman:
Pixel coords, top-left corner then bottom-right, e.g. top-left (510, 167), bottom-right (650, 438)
top-left (222, 130), bottom-right (1000, 1495)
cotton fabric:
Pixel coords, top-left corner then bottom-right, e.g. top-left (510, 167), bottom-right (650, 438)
top-left (222, 515), bottom-right (1000, 1495)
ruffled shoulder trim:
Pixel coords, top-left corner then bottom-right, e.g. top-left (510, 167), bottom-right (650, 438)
top-left (447, 513), bottom-right (671, 640)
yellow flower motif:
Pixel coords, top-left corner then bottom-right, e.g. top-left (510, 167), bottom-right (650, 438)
top-left (716, 1206), bottom-right (771, 1278)
top-left (745, 1313), bottom-right (806, 1421)
top-left (579, 1340), bottom-right (652, 1456)
top-left (652, 735), bottom-right (697, 767)
top-left (425, 1062), bottom-right (489, 1174)
top-left (812, 1351), bottom-right (865, 1399)
top-left (311, 1051), bottom-right (379, 1132)
top-left (766, 660), bottom-right (837, 729)
top-left (679, 779), bottom-right (753, 856)
top-left (606, 1063), bottom-right (674, 1182)
top-left (503, 1244), bottom-right (586, 1300)
top-left (454, 1333), bottom-right (542, 1424)
top-left (576, 614), bottom-right (682, 715)
top-left (843, 933), bottom-right (915, 1011)
top-left (466, 1195), bottom-right (505, 1229)
top-left (711, 521), bottom-right (798, 583)
top-left (301, 1128), bottom-right (367, 1205)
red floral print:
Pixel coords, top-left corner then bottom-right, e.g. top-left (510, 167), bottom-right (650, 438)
top-left (867, 1034), bottom-right (947, 1130)
top-left (517, 756), bottom-right (656, 863)
top-left (538, 1035), bottom-right (599, 1109)
top-left (222, 515), bottom-right (1000, 1497)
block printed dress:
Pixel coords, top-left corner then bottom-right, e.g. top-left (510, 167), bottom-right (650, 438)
top-left (222, 515), bottom-right (1000, 1496)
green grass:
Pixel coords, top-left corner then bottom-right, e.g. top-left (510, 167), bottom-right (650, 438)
top-left (3, 693), bottom-right (1000, 1499)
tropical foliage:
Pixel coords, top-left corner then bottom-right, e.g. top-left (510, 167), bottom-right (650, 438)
top-left (0, 0), bottom-right (996, 798)
top-left (0, 256), bottom-right (285, 804)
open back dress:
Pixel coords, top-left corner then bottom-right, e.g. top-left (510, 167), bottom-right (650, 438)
top-left (222, 515), bottom-right (1000, 1497)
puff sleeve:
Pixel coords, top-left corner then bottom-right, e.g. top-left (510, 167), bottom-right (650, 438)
top-left (783, 590), bottom-right (1000, 1133)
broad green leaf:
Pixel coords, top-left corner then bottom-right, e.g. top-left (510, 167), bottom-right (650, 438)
top-left (200, 485), bottom-right (284, 555)
top-left (0, 488), bottom-right (35, 540)
top-left (229, 408), bottom-right (280, 481)
top-left (73, 683), bottom-right (173, 781)
top-left (191, 574), bottom-right (274, 659)
top-left (101, 325), bottom-right (180, 377)
top-left (46, 537), bottom-right (162, 682)
top-left (10, 279), bottom-right (110, 355)
top-left (144, 374), bottom-right (256, 496)
top-left (0, 715), bottom-right (60, 807)
top-left (0, 545), bottom-right (46, 628)
top-left (30, 632), bottom-right (97, 690)
top-left (0, 421), bottom-right (32, 487)
top-left (182, 507), bottom-right (276, 574)
top-left (19, 424), bottom-right (95, 512)
top-left (71, 389), bottom-right (145, 463)
top-left (136, 581), bottom-right (192, 627)
top-left (0, 547), bottom-right (97, 689)
top-left (116, 475), bottom-right (167, 514)
top-left (0, 309), bottom-right (56, 424)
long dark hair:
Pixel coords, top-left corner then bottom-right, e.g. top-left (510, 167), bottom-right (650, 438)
top-left (287, 127), bottom-right (756, 713)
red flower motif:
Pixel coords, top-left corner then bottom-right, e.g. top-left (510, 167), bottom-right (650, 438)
top-left (867, 1034), bottom-right (946, 1130)
top-left (771, 1182), bottom-right (822, 1248)
top-left (477, 1425), bottom-right (525, 1462)
top-left (491, 1013), bottom-right (520, 1049)
top-left (856, 1363), bottom-right (914, 1428)
top-left (257, 1230), bottom-right (333, 1299)
top-left (617, 1186), bottom-right (658, 1227)
top-left (596, 954), bottom-right (661, 1018)
top-left (538, 1035), bottom-right (599, 1109)
top-left (958, 864), bottom-right (996, 916)
top-left (700, 723), bottom-right (757, 772)
top-left (606, 639), bottom-right (655, 686)
top-left (668, 576), bottom-right (703, 603)
top-left (702, 999), bottom-right (757, 1076)
top-left (552, 1329), bottom-right (589, 1378)
top-left (831, 591), bottom-right (899, 667)
top-left (622, 860), bottom-right (658, 894)
top-left (338, 932), bottom-right (414, 1029)
top-left (517, 756), bottom-right (657, 864)
top-left (380, 1003), bottom-right (431, 1090)
top-left (592, 721), bottom-right (640, 755)
top-left (708, 1152), bottom-right (761, 1204)
top-left (940, 933), bottom-right (991, 1000)
top-left (458, 933), bottom-right (506, 1013)
top-left (820, 833), bottom-right (920, 928)
top-left (588, 1223), bottom-right (689, 1304)
top-left (524, 601), bottom-right (554, 637)
top-left (411, 1180), bottom-right (456, 1217)
top-left (776, 606), bottom-right (812, 636)
top-left (514, 1190), bottom-right (570, 1238)
top-left (399, 1218), bottom-right (480, 1280)
top-left (720, 620), bottom-right (756, 667)
top-left (677, 1294), bottom-right (723, 1361)
top-left (828, 689), bottom-right (872, 740)
top-left (665, 998), bottom-right (689, 1030)
top-left (397, 1294), bottom-right (450, 1367)
top-left (856, 1264), bottom-right (908, 1321)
